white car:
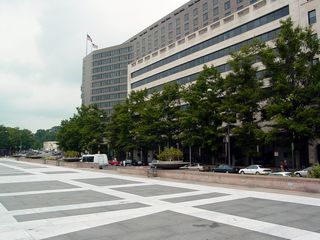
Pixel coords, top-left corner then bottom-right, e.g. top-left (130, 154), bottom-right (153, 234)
top-left (239, 165), bottom-right (272, 175)
top-left (268, 172), bottom-right (291, 177)
top-left (294, 166), bottom-right (313, 177)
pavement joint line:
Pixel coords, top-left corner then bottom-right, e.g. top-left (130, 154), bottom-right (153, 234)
top-left (0, 187), bottom-right (89, 197)
top-left (9, 199), bottom-right (135, 216)
top-left (176, 194), bottom-right (249, 206)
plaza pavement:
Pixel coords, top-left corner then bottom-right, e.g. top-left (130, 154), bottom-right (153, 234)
top-left (0, 158), bottom-right (319, 240)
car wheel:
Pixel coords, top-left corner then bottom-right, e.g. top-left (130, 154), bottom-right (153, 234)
top-left (240, 171), bottom-right (245, 174)
top-left (255, 172), bottom-right (260, 175)
top-left (296, 173), bottom-right (302, 177)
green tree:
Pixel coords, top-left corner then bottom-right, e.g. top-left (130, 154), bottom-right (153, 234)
top-left (57, 105), bottom-right (106, 153)
top-left (181, 66), bottom-right (223, 154)
top-left (106, 90), bottom-right (148, 158)
top-left (221, 42), bottom-right (266, 163)
top-left (0, 125), bottom-right (9, 150)
top-left (33, 126), bottom-right (59, 149)
top-left (260, 18), bottom-right (320, 166)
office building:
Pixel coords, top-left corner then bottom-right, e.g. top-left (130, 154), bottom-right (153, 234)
top-left (82, 0), bottom-right (319, 165)
top-left (82, 0), bottom-right (257, 115)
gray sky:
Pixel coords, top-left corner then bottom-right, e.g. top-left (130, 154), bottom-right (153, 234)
top-left (0, 0), bottom-right (187, 132)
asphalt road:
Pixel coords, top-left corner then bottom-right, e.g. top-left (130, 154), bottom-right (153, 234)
top-left (0, 158), bottom-right (319, 240)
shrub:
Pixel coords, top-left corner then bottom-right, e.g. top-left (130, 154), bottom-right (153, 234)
top-left (309, 164), bottom-right (320, 178)
top-left (158, 147), bottom-right (183, 161)
top-left (63, 151), bottom-right (80, 158)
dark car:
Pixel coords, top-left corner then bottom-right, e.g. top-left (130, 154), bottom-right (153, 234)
top-left (212, 164), bottom-right (239, 173)
top-left (132, 160), bottom-right (143, 166)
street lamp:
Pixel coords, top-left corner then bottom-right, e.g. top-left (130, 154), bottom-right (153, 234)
top-left (291, 132), bottom-right (295, 169)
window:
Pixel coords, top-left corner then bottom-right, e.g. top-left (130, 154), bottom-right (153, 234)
top-left (176, 27), bottom-right (181, 35)
top-left (168, 22), bottom-right (173, 30)
top-left (213, 7), bottom-right (219, 16)
top-left (203, 2), bottom-right (208, 12)
top-left (193, 8), bottom-right (198, 17)
top-left (184, 22), bottom-right (189, 32)
top-left (161, 35), bottom-right (165, 43)
top-left (176, 18), bottom-right (181, 26)
top-left (161, 26), bottom-right (165, 34)
top-left (184, 13), bottom-right (189, 22)
top-left (308, 10), bottom-right (317, 25)
top-left (225, 1), bottom-right (231, 10)
top-left (203, 12), bottom-right (208, 22)
top-left (236, 0), bottom-right (243, 4)
top-left (213, 0), bottom-right (218, 5)
top-left (193, 18), bottom-right (198, 26)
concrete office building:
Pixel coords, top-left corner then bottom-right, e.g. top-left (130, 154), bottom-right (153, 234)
top-left (82, 0), bottom-right (256, 115)
top-left (82, 43), bottom-right (133, 115)
top-left (82, 0), bottom-right (319, 165)
top-left (128, 0), bottom-right (319, 94)
top-left (127, 0), bottom-right (319, 166)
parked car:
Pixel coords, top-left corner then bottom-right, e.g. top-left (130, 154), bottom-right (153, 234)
top-left (132, 160), bottom-right (143, 166)
top-left (149, 160), bottom-right (159, 168)
top-left (122, 159), bottom-right (132, 166)
top-left (268, 172), bottom-right (291, 177)
top-left (81, 154), bottom-right (108, 169)
top-left (212, 164), bottom-right (239, 173)
top-left (238, 165), bottom-right (272, 175)
top-left (109, 159), bottom-right (122, 166)
top-left (294, 166), bottom-right (313, 177)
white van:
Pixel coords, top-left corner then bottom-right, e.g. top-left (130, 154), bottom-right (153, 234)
top-left (81, 154), bottom-right (108, 169)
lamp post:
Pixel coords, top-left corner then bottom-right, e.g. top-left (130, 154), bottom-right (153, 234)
top-left (291, 132), bottom-right (295, 169)
top-left (223, 124), bottom-right (231, 166)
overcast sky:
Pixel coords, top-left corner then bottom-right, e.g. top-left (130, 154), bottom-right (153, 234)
top-left (0, 0), bottom-right (187, 132)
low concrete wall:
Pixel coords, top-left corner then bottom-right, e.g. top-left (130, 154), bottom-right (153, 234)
top-left (116, 168), bottom-right (320, 193)
top-left (18, 158), bottom-right (99, 169)
top-left (17, 158), bottom-right (320, 193)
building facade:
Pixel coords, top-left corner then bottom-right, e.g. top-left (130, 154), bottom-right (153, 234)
top-left (82, 43), bottom-right (133, 115)
top-left (82, 0), bottom-right (257, 115)
top-left (128, 0), bottom-right (319, 94)
top-left (82, 0), bottom-right (319, 165)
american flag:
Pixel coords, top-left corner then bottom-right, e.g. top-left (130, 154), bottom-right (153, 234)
top-left (87, 34), bottom-right (92, 42)
top-left (92, 43), bottom-right (98, 49)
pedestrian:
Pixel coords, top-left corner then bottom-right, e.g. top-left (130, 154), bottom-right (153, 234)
top-left (283, 160), bottom-right (288, 171)
top-left (280, 161), bottom-right (284, 172)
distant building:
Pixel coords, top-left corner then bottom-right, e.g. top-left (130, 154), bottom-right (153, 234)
top-left (43, 141), bottom-right (59, 151)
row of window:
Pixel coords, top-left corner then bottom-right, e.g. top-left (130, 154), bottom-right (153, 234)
top-left (131, 6), bottom-right (289, 78)
top-left (133, 0), bottom-right (252, 59)
top-left (147, 65), bottom-right (266, 95)
top-left (92, 84), bottom-right (127, 95)
top-left (92, 62), bottom-right (130, 74)
top-left (93, 47), bottom-right (133, 60)
top-left (92, 77), bottom-right (127, 88)
top-left (93, 54), bottom-right (133, 67)
top-left (92, 70), bottom-right (128, 81)
top-left (131, 28), bottom-right (280, 89)
top-left (91, 92), bottom-right (127, 102)
top-left (96, 100), bottom-right (126, 109)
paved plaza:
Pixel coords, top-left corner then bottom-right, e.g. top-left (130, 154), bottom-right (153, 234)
top-left (0, 158), bottom-right (319, 240)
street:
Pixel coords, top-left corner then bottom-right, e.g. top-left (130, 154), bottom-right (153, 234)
top-left (0, 158), bottom-right (319, 240)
